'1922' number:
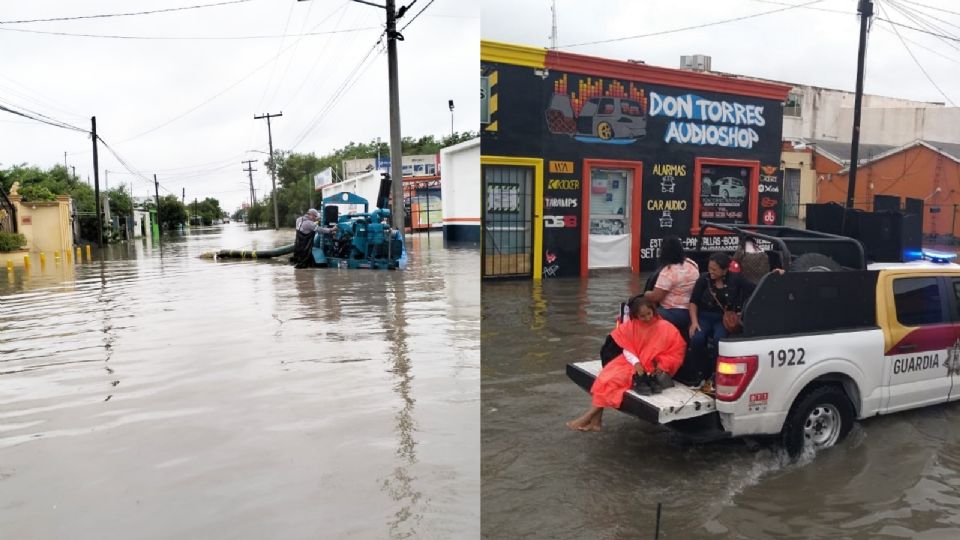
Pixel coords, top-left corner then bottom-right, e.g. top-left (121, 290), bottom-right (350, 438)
top-left (769, 348), bottom-right (805, 368)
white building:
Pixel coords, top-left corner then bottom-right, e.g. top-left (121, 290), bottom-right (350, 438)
top-left (439, 138), bottom-right (480, 246)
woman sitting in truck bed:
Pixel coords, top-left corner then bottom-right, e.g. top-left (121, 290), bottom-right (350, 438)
top-left (566, 296), bottom-right (687, 432)
top-left (687, 252), bottom-right (757, 381)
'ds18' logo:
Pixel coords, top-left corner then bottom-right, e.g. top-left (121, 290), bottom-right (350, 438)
top-left (544, 215), bottom-right (578, 228)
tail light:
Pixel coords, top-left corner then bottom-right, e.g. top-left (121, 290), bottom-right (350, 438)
top-left (715, 355), bottom-right (758, 402)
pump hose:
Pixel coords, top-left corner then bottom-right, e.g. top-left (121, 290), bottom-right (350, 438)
top-left (199, 243), bottom-right (295, 260)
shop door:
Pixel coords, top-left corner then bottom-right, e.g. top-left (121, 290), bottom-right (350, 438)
top-left (588, 168), bottom-right (632, 269)
top-left (785, 168), bottom-right (801, 218)
top-left (483, 165), bottom-right (533, 278)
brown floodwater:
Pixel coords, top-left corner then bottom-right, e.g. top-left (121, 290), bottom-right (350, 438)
top-left (0, 225), bottom-right (479, 539)
top-left (481, 271), bottom-right (960, 539)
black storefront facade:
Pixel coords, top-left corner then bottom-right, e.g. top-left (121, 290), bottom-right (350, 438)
top-left (480, 41), bottom-right (791, 279)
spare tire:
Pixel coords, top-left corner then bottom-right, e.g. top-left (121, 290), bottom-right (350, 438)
top-left (791, 252), bottom-right (841, 272)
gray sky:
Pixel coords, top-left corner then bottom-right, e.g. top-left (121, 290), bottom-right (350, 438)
top-left (0, 0), bottom-right (478, 211)
top-left (481, 0), bottom-right (960, 106)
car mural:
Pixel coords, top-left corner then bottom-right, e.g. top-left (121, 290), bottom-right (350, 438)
top-left (702, 176), bottom-right (746, 199)
top-left (546, 95), bottom-right (647, 142)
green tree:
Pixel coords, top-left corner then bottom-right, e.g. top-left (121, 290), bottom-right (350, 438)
top-left (154, 194), bottom-right (187, 231)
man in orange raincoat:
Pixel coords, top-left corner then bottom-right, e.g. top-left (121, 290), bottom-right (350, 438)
top-left (567, 296), bottom-right (686, 432)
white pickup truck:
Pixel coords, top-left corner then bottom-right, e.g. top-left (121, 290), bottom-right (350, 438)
top-left (568, 226), bottom-right (960, 455)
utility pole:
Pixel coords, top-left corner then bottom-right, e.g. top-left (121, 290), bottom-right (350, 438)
top-left (254, 112), bottom-right (282, 229)
top-left (550, 0), bottom-right (558, 50)
top-left (91, 116), bottom-right (103, 248)
top-left (242, 160), bottom-right (257, 228)
top-left (846, 0), bottom-right (873, 210)
top-left (71, 166), bottom-right (76, 181)
top-left (154, 174), bottom-right (162, 249)
top-left (64, 151), bottom-right (68, 174)
top-left (385, 0), bottom-right (405, 230)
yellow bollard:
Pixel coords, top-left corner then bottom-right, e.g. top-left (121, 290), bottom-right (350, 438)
top-left (55, 251), bottom-right (61, 264)
top-left (85, 245), bottom-right (92, 261)
top-left (76, 246), bottom-right (82, 262)
top-left (66, 249), bottom-right (72, 263)
top-left (40, 252), bottom-right (46, 267)
top-left (6, 260), bottom-right (12, 273)
top-left (23, 255), bottom-right (30, 269)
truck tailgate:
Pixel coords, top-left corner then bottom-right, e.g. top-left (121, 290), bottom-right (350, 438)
top-left (566, 360), bottom-right (717, 424)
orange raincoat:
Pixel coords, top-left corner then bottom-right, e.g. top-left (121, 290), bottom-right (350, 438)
top-left (591, 317), bottom-right (686, 408)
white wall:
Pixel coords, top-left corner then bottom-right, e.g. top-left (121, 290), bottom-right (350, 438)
top-left (836, 107), bottom-right (960, 145)
top-left (781, 84), bottom-right (946, 142)
top-left (320, 170), bottom-right (381, 214)
top-left (440, 138), bottom-right (480, 227)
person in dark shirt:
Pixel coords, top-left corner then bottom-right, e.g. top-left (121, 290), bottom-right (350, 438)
top-left (688, 252), bottom-right (756, 359)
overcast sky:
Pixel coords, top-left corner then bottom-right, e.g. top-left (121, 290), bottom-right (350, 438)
top-left (482, 0), bottom-right (960, 105)
top-left (0, 0), bottom-right (478, 211)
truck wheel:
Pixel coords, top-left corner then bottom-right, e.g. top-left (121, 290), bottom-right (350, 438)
top-left (782, 385), bottom-right (855, 457)
top-left (790, 252), bottom-right (841, 272)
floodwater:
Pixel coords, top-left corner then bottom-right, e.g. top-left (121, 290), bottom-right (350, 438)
top-left (482, 272), bottom-right (960, 540)
top-left (0, 225), bottom-right (479, 539)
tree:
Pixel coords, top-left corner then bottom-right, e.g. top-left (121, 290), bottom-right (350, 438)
top-left (155, 194), bottom-right (187, 231)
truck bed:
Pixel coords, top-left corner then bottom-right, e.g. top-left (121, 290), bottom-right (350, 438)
top-left (566, 360), bottom-right (718, 424)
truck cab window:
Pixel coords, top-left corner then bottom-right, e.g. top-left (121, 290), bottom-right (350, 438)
top-left (893, 277), bottom-right (944, 326)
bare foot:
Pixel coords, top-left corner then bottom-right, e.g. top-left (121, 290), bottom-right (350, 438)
top-left (578, 423), bottom-right (602, 432)
top-left (566, 420), bottom-right (584, 431)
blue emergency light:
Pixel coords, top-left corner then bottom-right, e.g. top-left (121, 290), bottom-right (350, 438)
top-left (921, 249), bottom-right (958, 263)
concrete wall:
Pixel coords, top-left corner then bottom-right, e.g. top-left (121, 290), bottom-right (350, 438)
top-left (837, 107), bottom-right (960, 145)
top-left (781, 84), bottom-right (946, 143)
top-left (440, 138), bottom-right (480, 245)
top-left (9, 194), bottom-right (74, 255)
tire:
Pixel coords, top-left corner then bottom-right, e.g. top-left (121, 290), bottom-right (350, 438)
top-left (721, 188), bottom-right (730, 198)
top-left (782, 384), bottom-right (855, 457)
top-left (596, 121), bottom-right (614, 140)
top-left (790, 252), bottom-right (841, 272)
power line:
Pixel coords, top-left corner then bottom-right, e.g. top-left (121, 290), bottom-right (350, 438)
top-left (287, 35), bottom-right (384, 151)
top-left (876, 22), bottom-right (960, 65)
top-left (0, 25), bottom-right (380, 40)
top-left (746, 0), bottom-right (854, 15)
top-left (560, 0), bottom-right (825, 48)
top-left (400, 0), bottom-right (433, 32)
top-left (0, 0), bottom-right (253, 25)
top-left (876, 16), bottom-right (960, 42)
top-left (891, 0), bottom-right (960, 34)
top-left (0, 102), bottom-right (87, 133)
top-left (878, 2), bottom-right (956, 105)
top-left (887, 0), bottom-right (960, 39)
top-left (899, 0), bottom-right (960, 18)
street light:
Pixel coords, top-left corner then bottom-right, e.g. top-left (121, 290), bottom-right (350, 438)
top-left (448, 99), bottom-right (455, 138)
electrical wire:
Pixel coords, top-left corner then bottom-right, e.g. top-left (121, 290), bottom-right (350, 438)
top-left (891, 0), bottom-right (960, 34)
top-left (0, 0), bottom-right (252, 25)
top-left (0, 25), bottom-right (380, 41)
top-left (876, 22), bottom-right (960, 65)
top-left (400, 0), bottom-right (432, 32)
top-left (877, 2), bottom-right (956, 105)
top-left (559, 0), bottom-right (825, 48)
top-left (746, 0), bottom-right (854, 15)
top-left (286, 34), bottom-right (384, 151)
top-left (0, 102), bottom-right (87, 133)
top-left (876, 16), bottom-right (960, 42)
top-left (899, 0), bottom-right (960, 18)
top-left (886, 0), bottom-right (960, 47)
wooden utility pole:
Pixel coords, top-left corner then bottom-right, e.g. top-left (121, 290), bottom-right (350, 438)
top-left (242, 159), bottom-right (258, 228)
top-left (91, 116), bottom-right (103, 248)
top-left (385, 0), bottom-right (405, 229)
top-left (154, 174), bottom-right (162, 249)
top-left (846, 0), bottom-right (873, 209)
top-left (254, 112), bottom-right (282, 229)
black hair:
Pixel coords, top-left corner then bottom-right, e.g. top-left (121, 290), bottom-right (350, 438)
top-left (626, 294), bottom-right (657, 320)
top-left (658, 235), bottom-right (685, 266)
top-left (709, 251), bottom-right (732, 270)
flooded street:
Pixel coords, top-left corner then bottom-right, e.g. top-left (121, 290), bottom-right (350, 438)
top-left (482, 273), bottom-right (960, 539)
top-left (0, 225), bottom-right (479, 539)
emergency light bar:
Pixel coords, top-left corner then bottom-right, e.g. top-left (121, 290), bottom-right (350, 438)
top-left (921, 249), bottom-right (957, 263)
